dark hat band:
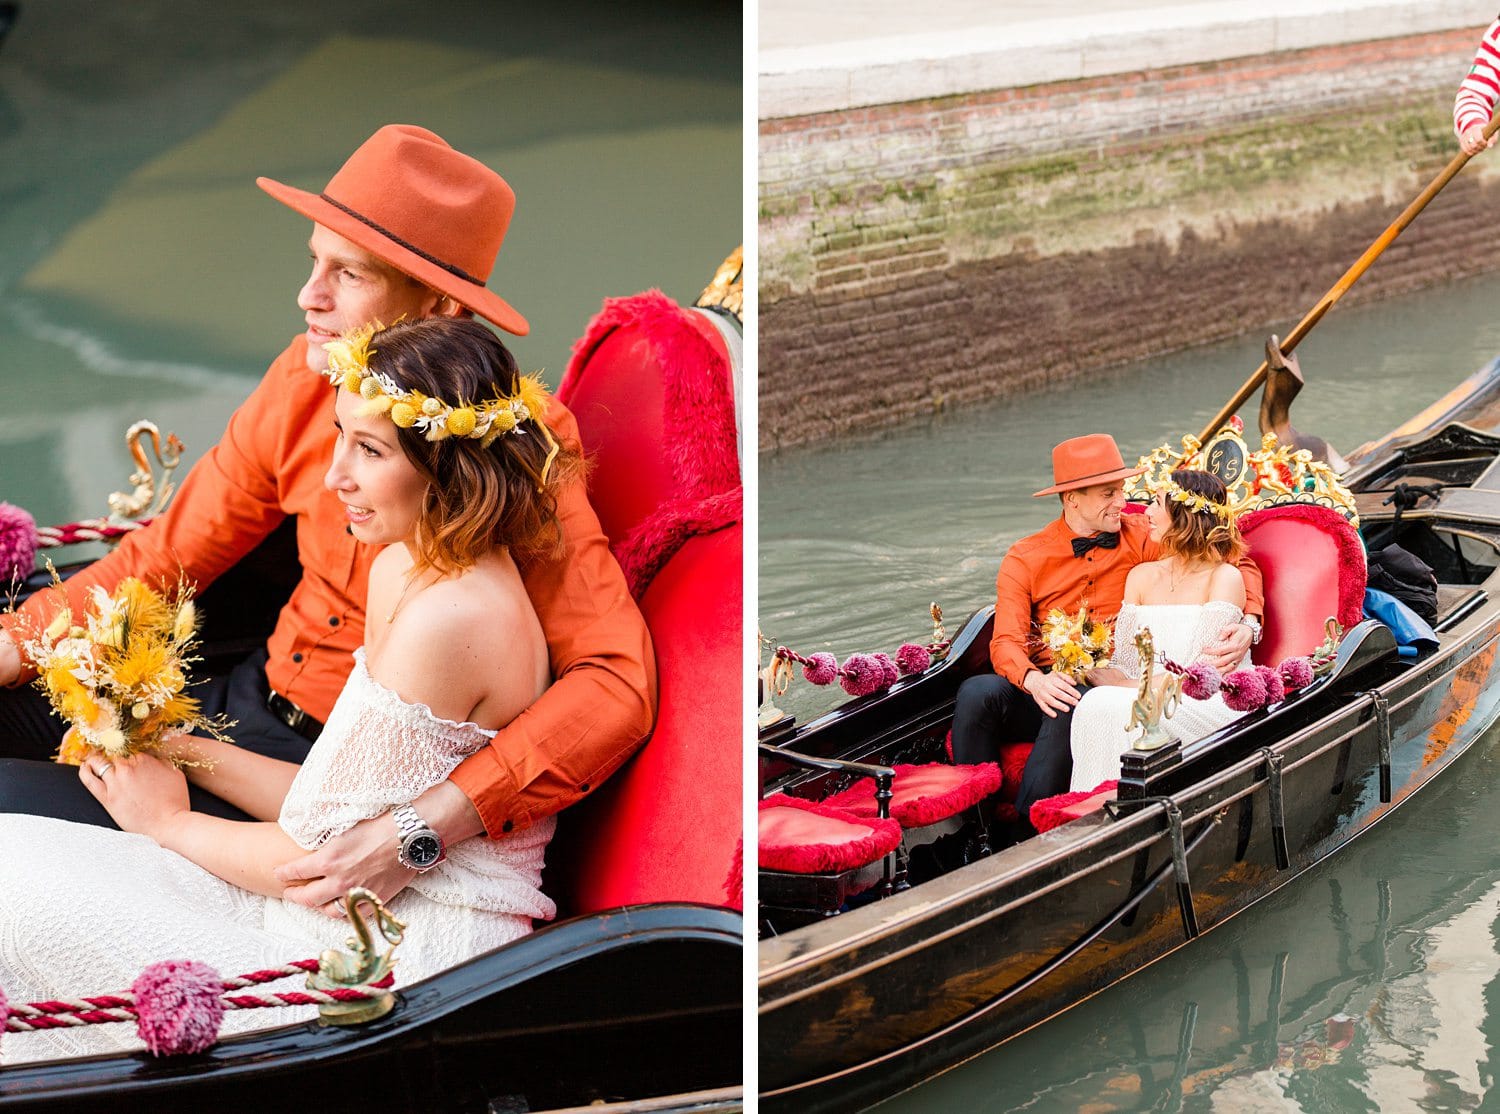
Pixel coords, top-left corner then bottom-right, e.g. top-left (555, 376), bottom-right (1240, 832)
top-left (320, 193), bottom-right (483, 286)
top-left (1056, 463), bottom-right (1134, 486)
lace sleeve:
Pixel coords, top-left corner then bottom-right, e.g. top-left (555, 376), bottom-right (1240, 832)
top-left (278, 659), bottom-right (495, 849)
top-left (1187, 601), bottom-right (1246, 667)
top-left (1112, 605), bottom-right (1141, 678)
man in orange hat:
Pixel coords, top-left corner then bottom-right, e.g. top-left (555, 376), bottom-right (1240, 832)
top-left (950, 434), bottom-right (1263, 833)
top-left (0, 126), bottom-right (653, 911)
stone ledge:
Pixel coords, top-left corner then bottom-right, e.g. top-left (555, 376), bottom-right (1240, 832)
top-left (760, 0), bottom-right (1482, 119)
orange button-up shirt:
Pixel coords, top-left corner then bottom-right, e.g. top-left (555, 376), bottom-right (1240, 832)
top-left (989, 513), bottom-right (1264, 688)
top-left (3, 337), bottom-right (656, 837)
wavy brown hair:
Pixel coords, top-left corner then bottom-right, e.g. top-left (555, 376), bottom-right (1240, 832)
top-left (1159, 468), bottom-right (1245, 565)
top-left (364, 318), bottom-right (579, 575)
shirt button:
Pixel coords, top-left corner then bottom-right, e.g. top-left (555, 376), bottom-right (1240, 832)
top-left (502, 820), bottom-right (514, 833)
top-left (329, 617), bottom-right (340, 626)
top-left (292, 652), bottom-right (304, 664)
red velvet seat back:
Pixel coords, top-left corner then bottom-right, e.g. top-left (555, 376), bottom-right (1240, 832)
top-left (546, 292), bottom-right (742, 916)
top-left (1239, 504), bottom-right (1365, 667)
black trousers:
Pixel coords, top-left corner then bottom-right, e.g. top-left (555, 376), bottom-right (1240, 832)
top-left (0, 649), bottom-right (314, 827)
top-left (950, 673), bottom-right (1080, 833)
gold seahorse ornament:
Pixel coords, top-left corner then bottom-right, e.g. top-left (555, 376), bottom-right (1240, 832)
top-left (106, 420), bottom-right (185, 522)
top-left (308, 887), bottom-right (407, 1025)
top-left (1125, 627), bottom-right (1183, 752)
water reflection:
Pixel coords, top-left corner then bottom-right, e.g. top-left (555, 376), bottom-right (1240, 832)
top-left (873, 729), bottom-right (1500, 1112)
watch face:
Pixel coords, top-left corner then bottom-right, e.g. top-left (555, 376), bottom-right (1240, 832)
top-left (405, 834), bottom-right (442, 868)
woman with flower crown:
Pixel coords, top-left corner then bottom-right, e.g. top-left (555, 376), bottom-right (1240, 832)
top-left (1067, 469), bottom-right (1250, 792)
top-left (0, 317), bottom-right (577, 1062)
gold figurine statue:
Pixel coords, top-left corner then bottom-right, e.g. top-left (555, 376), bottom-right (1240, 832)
top-left (308, 887), bottom-right (407, 1025)
top-left (107, 420), bottom-right (185, 523)
top-left (1125, 627), bottom-right (1182, 752)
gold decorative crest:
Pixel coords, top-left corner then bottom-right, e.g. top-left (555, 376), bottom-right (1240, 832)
top-left (1125, 423), bottom-right (1358, 526)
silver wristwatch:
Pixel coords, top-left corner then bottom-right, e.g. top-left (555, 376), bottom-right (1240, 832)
top-left (1241, 615), bottom-right (1263, 645)
top-left (393, 804), bottom-right (445, 872)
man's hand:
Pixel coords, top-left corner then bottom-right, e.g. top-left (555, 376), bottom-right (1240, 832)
top-left (1461, 124), bottom-right (1495, 156)
top-left (0, 632), bottom-right (21, 687)
top-left (274, 780), bottom-right (484, 918)
top-left (79, 752), bottom-right (190, 841)
top-left (275, 811), bottom-right (416, 917)
top-left (1201, 621), bottom-right (1254, 673)
top-left (1023, 669), bottom-right (1081, 718)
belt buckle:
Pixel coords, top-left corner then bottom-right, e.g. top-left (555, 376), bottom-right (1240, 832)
top-left (271, 690), bottom-right (304, 729)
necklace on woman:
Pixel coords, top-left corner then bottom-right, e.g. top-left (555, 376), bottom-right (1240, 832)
top-left (1167, 559), bottom-right (1195, 593)
top-left (386, 576), bottom-right (421, 624)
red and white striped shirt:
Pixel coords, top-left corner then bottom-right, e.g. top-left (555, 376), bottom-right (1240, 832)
top-left (1455, 17), bottom-right (1500, 137)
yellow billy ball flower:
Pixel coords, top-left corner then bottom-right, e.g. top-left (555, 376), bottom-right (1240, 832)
top-left (446, 407), bottom-right (477, 437)
top-left (490, 409), bottom-right (518, 433)
top-left (342, 370), bottom-right (363, 394)
top-left (359, 376), bottom-right (383, 401)
top-left (421, 397), bottom-right (444, 417)
top-left (391, 402), bottom-right (418, 428)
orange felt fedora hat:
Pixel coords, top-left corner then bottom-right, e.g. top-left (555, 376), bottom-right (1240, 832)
top-left (1032, 434), bottom-right (1146, 497)
top-left (257, 125), bottom-right (528, 336)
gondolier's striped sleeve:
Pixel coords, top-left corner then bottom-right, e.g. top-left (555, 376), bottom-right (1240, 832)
top-left (1455, 19), bottom-right (1500, 137)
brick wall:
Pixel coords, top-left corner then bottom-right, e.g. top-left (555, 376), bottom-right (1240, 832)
top-left (760, 28), bottom-right (1499, 451)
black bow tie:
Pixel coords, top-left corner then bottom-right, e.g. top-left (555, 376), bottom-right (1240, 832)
top-left (1072, 532), bottom-right (1120, 558)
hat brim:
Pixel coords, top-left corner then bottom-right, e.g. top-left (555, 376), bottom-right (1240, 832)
top-left (256, 177), bottom-right (529, 337)
top-left (1032, 464), bottom-right (1146, 498)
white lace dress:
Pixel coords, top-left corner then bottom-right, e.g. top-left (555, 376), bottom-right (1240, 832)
top-left (1068, 601), bottom-right (1247, 792)
top-left (0, 648), bottom-right (555, 1063)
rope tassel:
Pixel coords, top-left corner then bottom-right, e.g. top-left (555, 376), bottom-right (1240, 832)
top-left (1, 958), bottom-right (396, 1055)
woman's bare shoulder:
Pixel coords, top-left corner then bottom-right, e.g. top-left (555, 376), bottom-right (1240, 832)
top-left (371, 566), bottom-right (544, 728)
top-left (1209, 561), bottom-right (1246, 605)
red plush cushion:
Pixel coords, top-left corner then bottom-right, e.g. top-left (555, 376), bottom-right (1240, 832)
top-left (1029, 780), bottom-right (1118, 833)
top-left (823, 762), bottom-right (1002, 827)
top-left (1240, 504), bottom-right (1365, 667)
top-left (758, 797), bottom-right (902, 874)
top-left (992, 741), bottom-right (1034, 823)
top-left (551, 528), bottom-right (742, 915)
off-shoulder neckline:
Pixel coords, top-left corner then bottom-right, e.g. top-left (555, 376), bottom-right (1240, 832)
top-left (350, 648), bottom-right (498, 738)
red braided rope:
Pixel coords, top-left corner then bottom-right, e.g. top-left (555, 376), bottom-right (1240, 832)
top-left (3, 961), bottom-right (396, 1033)
top-left (34, 517), bottom-right (151, 548)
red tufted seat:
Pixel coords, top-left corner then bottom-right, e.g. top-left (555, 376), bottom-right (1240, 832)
top-left (543, 291), bottom-right (742, 917)
top-left (758, 796), bottom-right (902, 916)
top-left (824, 762), bottom-right (1000, 830)
top-left (1029, 780), bottom-right (1118, 833)
top-left (1239, 503), bottom-right (1366, 666)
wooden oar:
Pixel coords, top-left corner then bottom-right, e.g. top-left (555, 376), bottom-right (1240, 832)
top-left (1197, 112), bottom-right (1500, 444)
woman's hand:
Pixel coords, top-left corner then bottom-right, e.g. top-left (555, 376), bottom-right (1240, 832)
top-left (79, 752), bottom-right (191, 842)
top-left (1083, 666), bottom-right (1131, 688)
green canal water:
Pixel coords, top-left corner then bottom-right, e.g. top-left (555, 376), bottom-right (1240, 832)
top-left (0, 0), bottom-right (740, 537)
top-left (761, 269), bottom-right (1500, 1110)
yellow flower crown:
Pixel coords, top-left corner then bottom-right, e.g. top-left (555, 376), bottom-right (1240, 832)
top-left (1150, 477), bottom-right (1235, 520)
top-left (321, 324), bottom-right (560, 485)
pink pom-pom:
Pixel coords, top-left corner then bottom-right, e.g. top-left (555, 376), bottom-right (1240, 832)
top-left (839, 653), bottom-right (885, 697)
top-left (802, 652), bottom-right (839, 686)
top-left (0, 981), bottom-right (7, 1055)
top-left (1279, 657), bottom-right (1314, 690)
top-left (1222, 668), bottom-right (1268, 713)
top-left (1255, 664), bottom-right (1286, 704)
top-left (872, 652), bottom-right (899, 688)
top-left (132, 960), bottom-right (225, 1056)
top-left (1181, 661), bottom-right (1222, 700)
top-left (0, 503), bottom-right (37, 585)
top-left (895, 643), bottom-right (931, 675)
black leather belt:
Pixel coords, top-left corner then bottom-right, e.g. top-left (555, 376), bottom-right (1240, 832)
top-left (266, 690), bottom-right (323, 743)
